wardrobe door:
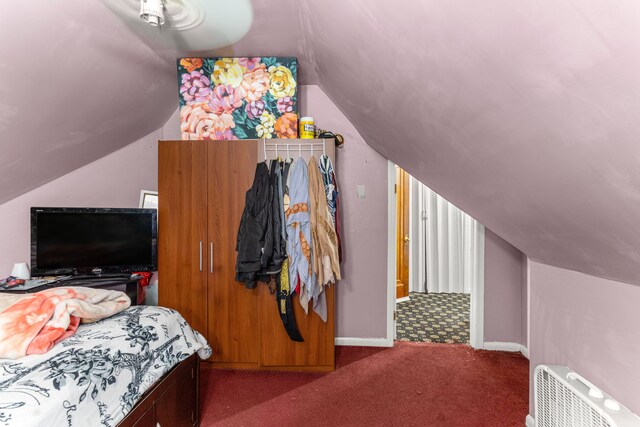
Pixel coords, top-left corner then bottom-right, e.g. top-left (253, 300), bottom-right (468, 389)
top-left (258, 285), bottom-right (335, 369)
top-left (207, 140), bottom-right (260, 365)
top-left (158, 141), bottom-right (208, 340)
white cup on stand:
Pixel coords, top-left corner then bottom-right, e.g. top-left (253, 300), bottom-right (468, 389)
top-left (11, 263), bottom-right (30, 280)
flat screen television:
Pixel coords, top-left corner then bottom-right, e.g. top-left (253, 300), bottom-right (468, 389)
top-left (31, 207), bottom-right (157, 276)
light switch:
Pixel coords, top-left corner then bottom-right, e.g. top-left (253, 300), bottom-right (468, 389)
top-left (357, 185), bottom-right (366, 199)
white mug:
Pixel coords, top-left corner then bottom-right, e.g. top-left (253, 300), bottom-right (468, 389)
top-left (11, 262), bottom-right (30, 280)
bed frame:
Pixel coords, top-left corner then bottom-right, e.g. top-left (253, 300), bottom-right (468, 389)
top-left (117, 354), bottom-right (199, 427)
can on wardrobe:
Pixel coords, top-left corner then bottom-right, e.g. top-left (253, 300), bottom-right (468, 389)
top-left (299, 116), bottom-right (315, 139)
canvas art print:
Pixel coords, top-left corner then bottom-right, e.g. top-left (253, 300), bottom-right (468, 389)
top-left (178, 57), bottom-right (298, 140)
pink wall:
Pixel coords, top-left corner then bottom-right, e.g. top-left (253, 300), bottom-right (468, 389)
top-left (307, 79), bottom-right (528, 342)
top-left (0, 129), bottom-right (162, 277)
top-left (300, 86), bottom-right (389, 339)
top-left (0, 0), bottom-right (176, 206)
top-left (484, 229), bottom-right (525, 344)
top-left (529, 261), bottom-right (640, 416)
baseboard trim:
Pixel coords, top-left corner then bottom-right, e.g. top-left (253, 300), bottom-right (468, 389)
top-left (396, 296), bottom-right (410, 303)
top-left (484, 341), bottom-right (529, 358)
top-left (335, 337), bottom-right (393, 347)
top-left (334, 339), bottom-right (529, 354)
top-left (525, 414), bottom-right (535, 427)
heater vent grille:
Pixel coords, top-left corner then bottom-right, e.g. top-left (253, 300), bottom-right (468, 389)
top-left (536, 369), bottom-right (611, 427)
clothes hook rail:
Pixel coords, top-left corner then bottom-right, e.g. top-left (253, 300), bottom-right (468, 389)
top-left (261, 141), bottom-right (331, 158)
top-left (263, 138), bottom-right (267, 161)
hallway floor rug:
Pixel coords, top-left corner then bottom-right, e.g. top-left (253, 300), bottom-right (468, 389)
top-left (396, 292), bottom-right (470, 343)
top-left (199, 342), bottom-right (529, 427)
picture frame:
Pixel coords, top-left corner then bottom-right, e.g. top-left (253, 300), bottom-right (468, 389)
top-left (139, 190), bottom-right (158, 209)
top-left (177, 57), bottom-right (299, 140)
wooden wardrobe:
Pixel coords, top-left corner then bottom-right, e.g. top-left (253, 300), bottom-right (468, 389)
top-left (158, 139), bottom-right (335, 371)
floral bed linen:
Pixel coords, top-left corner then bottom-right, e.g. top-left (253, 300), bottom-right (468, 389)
top-left (0, 306), bottom-right (211, 427)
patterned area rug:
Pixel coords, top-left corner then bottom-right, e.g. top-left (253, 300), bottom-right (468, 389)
top-left (396, 292), bottom-right (470, 343)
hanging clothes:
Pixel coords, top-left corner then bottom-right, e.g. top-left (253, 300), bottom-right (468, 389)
top-left (235, 162), bottom-right (273, 288)
top-left (309, 156), bottom-right (341, 285)
top-left (308, 157), bottom-right (341, 322)
top-left (266, 159), bottom-right (286, 274)
top-left (277, 160), bottom-right (287, 249)
top-left (272, 159), bottom-right (303, 341)
top-left (275, 258), bottom-right (303, 341)
top-left (319, 154), bottom-right (343, 263)
top-left (286, 158), bottom-right (313, 315)
top-left (236, 158), bottom-right (304, 341)
top-left (319, 155), bottom-right (337, 224)
top-left (236, 147), bottom-right (341, 331)
top-left (282, 157), bottom-right (294, 290)
top-left (281, 158), bottom-right (293, 247)
top-left (308, 157), bottom-right (323, 321)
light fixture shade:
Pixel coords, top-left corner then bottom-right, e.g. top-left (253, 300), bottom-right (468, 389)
top-left (140, 0), bottom-right (164, 27)
top-left (11, 262), bottom-right (30, 280)
top-left (101, 0), bottom-right (253, 52)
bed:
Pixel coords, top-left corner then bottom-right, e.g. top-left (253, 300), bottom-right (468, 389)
top-left (0, 305), bottom-right (211, 427)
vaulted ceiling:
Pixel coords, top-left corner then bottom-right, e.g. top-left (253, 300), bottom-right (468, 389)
top-left (3, 0), bottom-right (640, 285)
top-left (0, 1), bottom-right (179, 205)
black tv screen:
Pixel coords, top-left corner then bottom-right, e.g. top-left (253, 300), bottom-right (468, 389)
top-left (31, 207), bottom-right (157, 276)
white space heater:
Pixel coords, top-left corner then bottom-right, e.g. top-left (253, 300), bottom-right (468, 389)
top-left (534, 365), bottom-right (640, 427)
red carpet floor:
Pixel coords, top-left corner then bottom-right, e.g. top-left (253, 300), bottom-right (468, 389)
top-left (199, 342), bottom-right (529, 427)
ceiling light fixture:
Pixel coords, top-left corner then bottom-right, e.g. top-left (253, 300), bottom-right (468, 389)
top-left (140, 0), bottom-right (164, 27)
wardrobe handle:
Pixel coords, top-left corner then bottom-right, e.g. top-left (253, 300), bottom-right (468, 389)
top-left (210, 242), bottom-right (213, 273)
top-left (199, 241), bottom-right (203, 272)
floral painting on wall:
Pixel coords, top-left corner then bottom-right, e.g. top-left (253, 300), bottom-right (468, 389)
top-left (178, 57), bottom-right (298, 140)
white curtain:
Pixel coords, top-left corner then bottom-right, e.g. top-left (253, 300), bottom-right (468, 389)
top-left (413, 180), bottom-right (479, 294)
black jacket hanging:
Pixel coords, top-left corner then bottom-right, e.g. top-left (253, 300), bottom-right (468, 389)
top-left (263, 159), bottom-right (286, 275)
top-left (235, 162), bottom-right (273, 288)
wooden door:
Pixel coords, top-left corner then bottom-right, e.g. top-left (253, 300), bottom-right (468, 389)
top-left (396, 167), bottom-right (410, 299)
top-left (158, 141), bottom-right (208, 339)
top-left (207, 140), bottom-right (260, 365)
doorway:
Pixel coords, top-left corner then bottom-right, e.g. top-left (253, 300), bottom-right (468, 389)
top-left (387, 162), bottom-right (484, 348)
top-left (395, 166), bottom-right (410, 301)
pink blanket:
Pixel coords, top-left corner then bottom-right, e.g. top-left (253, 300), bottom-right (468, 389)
top-left (0, 287), bottom-right (131, 359)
